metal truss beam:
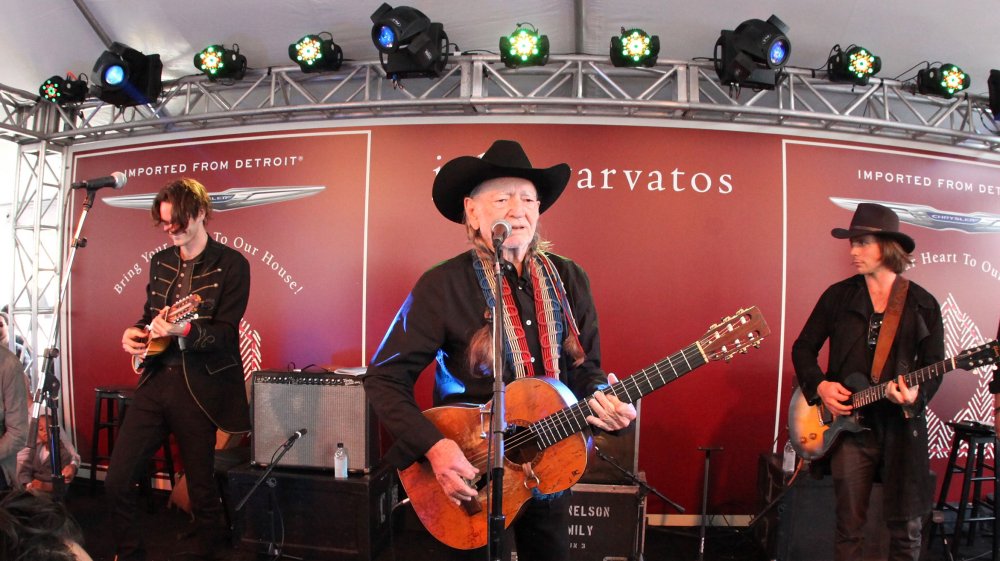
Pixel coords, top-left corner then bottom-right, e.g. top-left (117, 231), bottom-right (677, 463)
top-left (12, 55), bottom-right (998, 152)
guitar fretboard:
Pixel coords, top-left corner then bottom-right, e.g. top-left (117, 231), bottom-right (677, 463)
top-left (529, 342), bottom-right (708, 450)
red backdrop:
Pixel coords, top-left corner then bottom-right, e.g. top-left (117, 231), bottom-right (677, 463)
top-left (65, 124), bottom-right (1000, 517)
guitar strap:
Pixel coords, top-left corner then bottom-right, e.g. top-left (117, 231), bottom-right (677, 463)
top-left (870, 275), bottom-right (909, 383)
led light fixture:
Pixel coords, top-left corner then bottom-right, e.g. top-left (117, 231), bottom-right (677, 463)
top-left (289, 33), bottom-right (343, 73)
top-left (610, 27), bottom-right (660, 68)
top-left (917, 63), bottom-right (970, 99)
top-left (39, 75), bottom-right (88, 105)
top-left (194, 44), bottom-right (247, 81)
top-left (827, 44), bottom-right (881, 86)
top-left (370, 3), bottom-right (449, 79)
top-left (714, 15), bottom-right (791, 90)
top-left (92, 42), bottom-right (163, 107)
top-left (500, 24), bottom-right (549, 68)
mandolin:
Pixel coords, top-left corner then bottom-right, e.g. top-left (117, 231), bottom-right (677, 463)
top-left (131, 294), bottom-right (202, 374)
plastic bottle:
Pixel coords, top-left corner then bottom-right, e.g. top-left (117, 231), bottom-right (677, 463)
top-left (334, 442), bottom-right (349, 479)
top-left (782, 439), bottom-right (797, 474)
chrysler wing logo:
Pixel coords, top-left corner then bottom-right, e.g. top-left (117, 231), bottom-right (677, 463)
top-left (103, 186), bottom-right (325, 212)
top-left (830, 197), bottom-right (1000, 234)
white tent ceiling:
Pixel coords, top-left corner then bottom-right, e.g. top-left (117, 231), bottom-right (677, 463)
top-left (0, 1), bottom-right (995, 102)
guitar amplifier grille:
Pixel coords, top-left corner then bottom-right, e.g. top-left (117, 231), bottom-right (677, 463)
top-left (251, 370), bottom-right (378, 471)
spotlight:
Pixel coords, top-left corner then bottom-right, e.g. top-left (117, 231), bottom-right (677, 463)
top-left (289, 33), bottom-right (343, 73)
top-left (194, 44), bottom-right (247, 81)
top-left (989, 69), bottom-right (1000, 120)
top-left (827, 44), bottom-right (881, 86)
top-left (500, 24), bottom-right (549, 68)
top-left (610, 27), bottom-right (660, 68)
top-left (714, 15), bottom-right (791, 90)
top-left (92, 42), bottom-right (163, 107)
top-left (370, 3), bottom-right (449, 79)
top-left (39, 74), bottom-right (88, 105)
top-left (917, 63), bottom-right (970, 99)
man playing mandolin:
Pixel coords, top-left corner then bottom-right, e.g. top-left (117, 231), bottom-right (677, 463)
top-left (364, 140), bottom-right (635, 560)
top-left (791, 203), bottom-right (944, 561)
top-left (113, 178), bottom-right (251, 561)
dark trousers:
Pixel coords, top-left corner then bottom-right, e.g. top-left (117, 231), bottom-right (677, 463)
top-left (105, 366), bottom-right (222, 560)
top-left (830, 430), bottom-right (922, 561)
top-left (439, 493), bottom-right (571, 561)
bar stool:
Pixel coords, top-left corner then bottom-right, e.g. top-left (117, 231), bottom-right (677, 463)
top-left (88, 385), bottom-right (176, 495)
top-left (932, 421), bottom-right (997, 558)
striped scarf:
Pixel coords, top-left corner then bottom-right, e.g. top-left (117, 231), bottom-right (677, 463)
top-left (472, 250), bottom-right (583, 379)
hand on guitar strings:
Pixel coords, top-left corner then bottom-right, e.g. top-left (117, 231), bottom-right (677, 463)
top-left (817, 380), bottom-right (853, 418)
top-left (122, 326), bottom-right (149, 356)
top-left (885, 375), bottom-right (919, 407)
top-left (425, 438), bottom-right (479, 506)
top-left (149, 306), bottom-right (187, 338)
top-left (585, 373), bottom-right (637, 432)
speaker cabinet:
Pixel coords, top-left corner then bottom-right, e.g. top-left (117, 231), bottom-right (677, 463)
top-left (228, 462), bottom-right (397, 560)
top-left (251, 370), bottom-right (378, 471)
top-left (756, 454), bottom-right (888, 561)
top-left (567, 483), bottom-right (646, 561)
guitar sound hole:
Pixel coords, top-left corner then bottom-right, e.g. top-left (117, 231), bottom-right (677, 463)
top-left (503, 424), bottom-right (541, 465)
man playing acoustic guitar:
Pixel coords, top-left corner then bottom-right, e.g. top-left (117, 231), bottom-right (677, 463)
top-left (113, 178), bottom-right (251, 561)
top-left (792, 203), bottom-right (944, 561)
top-left (364, 140), bottom-right (635, 561)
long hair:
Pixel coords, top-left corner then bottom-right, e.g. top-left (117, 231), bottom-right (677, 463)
top-left (151, 178), bottom-right (212, 233)
top-left (876, 236), bottom-right (913, 274)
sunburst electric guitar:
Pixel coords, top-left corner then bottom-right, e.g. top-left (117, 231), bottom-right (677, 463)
top-left (131, 294), bottom-right (202, 374)
top-left (400, 306), bottom-right (770, 550)
top-left (788, 340), bottom-right (1000, 461)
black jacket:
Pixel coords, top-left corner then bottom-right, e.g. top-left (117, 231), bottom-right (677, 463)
top-left (137, 238), bottom-right (251, 434)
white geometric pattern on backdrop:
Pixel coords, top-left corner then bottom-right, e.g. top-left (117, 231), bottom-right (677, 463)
top-left (239, 318), bottom-right (262, 381)
top-left (926, 293), bottom-right (993, 460)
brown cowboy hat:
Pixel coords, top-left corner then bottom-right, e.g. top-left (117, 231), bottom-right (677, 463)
top-left (831, 202), bottom-right (915, 253)
top-left (432, 139), bottom-right (571, 223)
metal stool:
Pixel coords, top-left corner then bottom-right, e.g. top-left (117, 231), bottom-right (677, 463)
top-left (932, 421), bottom-right (997, 558)
top-left (88, 385), bottom-right (176, 495)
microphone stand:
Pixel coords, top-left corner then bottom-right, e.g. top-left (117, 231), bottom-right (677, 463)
top-left (595, 447), bottom-right (684, 513)
top-left (27, 186), bottom-right (102, 499)
top-left (234, 434), bottom-right (304, 560)
top-left (487, 242), bottom-right (507, 561)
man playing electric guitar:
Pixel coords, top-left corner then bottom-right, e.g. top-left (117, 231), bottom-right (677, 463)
top-left (112, 178), bottom-right (251, 561)
top-left (791, 203), bottom-right (944, 561)
top-left (363, 140), bottom-right (635, 561)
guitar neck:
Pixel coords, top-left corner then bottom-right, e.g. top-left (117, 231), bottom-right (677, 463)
top-left (851, 357), bottom-right (955, 408)
top-left (529, 342), bottom-right (707, 449)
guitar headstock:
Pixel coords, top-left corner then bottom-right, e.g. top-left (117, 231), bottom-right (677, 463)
top-left (955, 340), bottom-right (1000, 371)
top-left (699, 306), bottom-right (771, 363)
top-left (167, 294), bottom-right (202, 324)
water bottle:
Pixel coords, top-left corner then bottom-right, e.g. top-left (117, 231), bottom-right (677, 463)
top-left (782, 439), bottom-right (797, 474)
top-left (334, 442), bottom-right (349, 479)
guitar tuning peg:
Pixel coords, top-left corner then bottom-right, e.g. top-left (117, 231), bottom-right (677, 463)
top-left (740, 348), bottom-right (749, 354)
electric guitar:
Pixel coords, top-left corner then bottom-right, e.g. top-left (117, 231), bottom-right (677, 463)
top-left (131, 294), bottom-right (202, 374)
top-left (399, 306), bottom-right (770, 550)
top-left (788, 340), bottom-right (1000, 461)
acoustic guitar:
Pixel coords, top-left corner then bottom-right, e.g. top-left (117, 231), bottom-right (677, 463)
top-left (399, 306), bottom-right (770, 550)
top-left (788, 339), bottom-right (999, 461)
top-left (131, 294), bottom-right (202, 374)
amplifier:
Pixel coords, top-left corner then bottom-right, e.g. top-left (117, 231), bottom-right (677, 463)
top-left (251, 370), bottom-right (378, 471)
top-left (567, 483), bottom-right (646, 561)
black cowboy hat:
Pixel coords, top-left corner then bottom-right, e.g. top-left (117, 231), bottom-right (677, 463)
top-left (432, 139), bottom-right (571, 223)
top-left (831, 202), bottom-right (915, 253)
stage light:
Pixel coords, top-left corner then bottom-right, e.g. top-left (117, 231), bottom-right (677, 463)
top-left (714, 15), bottom-right (791, 90)
top-left (827, 44), bottom-right (881, 86)
top-left (289, 34), bottom-right (343, 73)
top-left (917, 63), bottom-right (970, 99)
top-left (92, 42), bottom-right (163, 107)
top-left (194, 44), bottom-right (247, 81)
top-left (988, 69), bottom-right (1000, 120)
top-left (500, 24), bottom-right (549, 68)
top-left (610, 27), bottom-right (660, 68)
top-left (370, 3), bottom-right (449, 79)
top-left (39, 74), bottom-right (88, 105)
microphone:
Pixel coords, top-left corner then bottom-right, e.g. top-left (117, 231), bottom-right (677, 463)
top-left (284, 428), bottom-right (308, 445)
top-left (71, 171), bottom-right (127, 190)
top-left (490, 220), bottom-right (511, 248)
